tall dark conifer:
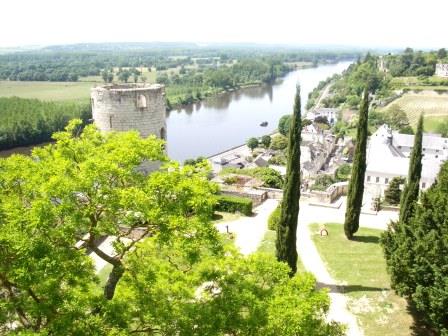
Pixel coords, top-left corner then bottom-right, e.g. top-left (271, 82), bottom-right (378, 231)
top-left (399, 114), bottom-right (423, 224)
top-left (276, 85), bottom-right (301, 275)
top-left (344, 88), bottom-right (369, 239)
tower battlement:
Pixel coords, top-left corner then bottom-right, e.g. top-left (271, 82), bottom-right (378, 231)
top-left (90, 83), bottom-right (167, 140)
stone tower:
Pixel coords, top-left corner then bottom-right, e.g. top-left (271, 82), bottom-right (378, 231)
top-left (90, 83), bottom-right (167, 140)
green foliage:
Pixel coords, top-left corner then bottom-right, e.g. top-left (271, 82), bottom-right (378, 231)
top-left (268, 152), bottom-right (287, 166)
top-left (334, 163), bottom-right (351, 182)
top-left (261, 135), bottom-right (272, 148)
top-left (384, 177), bottom-right (405, 205)
top-left (276, 85), bottom-right (301, 274)
top-left (270, 134), bottom-right (288, 150)
top-left (183, 156), bottom-right (207, 166)
top-left (385, 104), bottom-right (411, 130)
top-left (116, 241), bottom-right (344, 336)
top-left (344, 89), bottom-right (369, 239)
top-left (268, 205), bottom-right (281, 230)
top-left (0, 121), bottom-right (345, 335)
top-left (0, 97), bottom-right (91, 149)
top-left (322, 56), bottom-right (388, 108)
top-left (385, 48), bottom-right (437, 77)
top-left (381, 161), bottom-right (448, 334)
top-left (278, 115), bottom-right (292, 136)
top-left (400, 115), bottom-right (423, 224)
top-left (221, 167), bottom-right (284, 189)
top-left (436, 118), bottom-right (448, 137)
top-left (247, 137), bottom-right (259, 151)
top-left (312, 174), bottom-right (335, 191)
top-left (214, 194), bottom-right (253, 215)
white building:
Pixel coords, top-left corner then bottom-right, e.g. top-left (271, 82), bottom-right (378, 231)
top-left (435, 63), bottom-right (448, 78)
top-left (365, 125), bottom-right (448, 195)
top-left (307, 108), bottom-right (339, 125)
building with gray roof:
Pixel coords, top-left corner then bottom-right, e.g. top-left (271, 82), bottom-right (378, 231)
top-left (365, 125), bottom-right (448, 196)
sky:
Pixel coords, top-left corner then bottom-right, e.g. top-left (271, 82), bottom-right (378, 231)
top-left (1, 0), bottom-right (447, 49)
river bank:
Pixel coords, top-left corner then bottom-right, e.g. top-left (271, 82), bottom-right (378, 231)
top-left (0, 61), bottom-right (353, 161)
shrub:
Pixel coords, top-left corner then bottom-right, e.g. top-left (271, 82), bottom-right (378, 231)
top-left (223, 176), bottom-right (238, 185)
top-left (270, 134), bottom-right (288, 150)
top-left (311, 174), bottom-right (335, 191)
top-left (334, 163), bottom-right (351, 182)
top-left (215, 195), bottom-right (253, 216)
top-left (268, 205), bottom-right (281, 230)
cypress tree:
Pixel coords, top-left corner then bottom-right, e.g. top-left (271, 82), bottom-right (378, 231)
top-left (399, 114), bottom-right (423, 224)
top-left (276, 85), bottom-right (301, 275)
top-left (344, 88), bottom-right (369, 239)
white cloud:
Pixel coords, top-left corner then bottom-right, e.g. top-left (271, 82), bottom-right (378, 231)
top-left (1, 0), bottom-right (447, 49)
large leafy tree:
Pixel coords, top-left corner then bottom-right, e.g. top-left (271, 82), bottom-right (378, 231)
top-left (344, 88), bottom-right (369, 239)
top-left (0, 120), bottom-right (343, 335)
top-left (276, 85), bottom-right (301, 274)
top-left (382, 162), bottom-right (448, 334)
top-left (399, 114), bottom-right (423, 224)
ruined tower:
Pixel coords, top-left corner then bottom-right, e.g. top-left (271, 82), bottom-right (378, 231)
top-left (90, 83), bottom-right (167, 140)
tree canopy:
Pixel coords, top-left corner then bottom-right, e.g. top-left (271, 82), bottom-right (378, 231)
top-left (0, 120), bottom-right (342, 335)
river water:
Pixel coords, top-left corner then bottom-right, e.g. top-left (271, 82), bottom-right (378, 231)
top-left (166, 61), bottom-right (352, 162)
top-left (0, 61), bottom-right (351, 161)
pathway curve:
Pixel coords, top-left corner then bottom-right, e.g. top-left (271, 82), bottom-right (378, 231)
top-left (297, 199), bottom-right (398, 336)
top-left (215, 198), bottom-right (279, 255)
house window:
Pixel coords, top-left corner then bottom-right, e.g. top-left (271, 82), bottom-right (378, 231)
top-left (436, 155), bottom-right (439, 158)
top-left (376, 177), bottom-right (380, 183)
top-left (385, 178), bottom-right (389, 184)
top-left (367, 176), bottom-right (371, 182)
top-left (422, 182), bottom-right (426, 189)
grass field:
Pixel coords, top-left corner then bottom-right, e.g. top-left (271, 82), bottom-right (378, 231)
top-left (0, 80), bottom-right (94, 102)
top-left (0, 69), bottom-right (158, 102)
top-left (311, 223), bottom-right (428, 336)
top-left (382, 91), bottom-right (448, 128)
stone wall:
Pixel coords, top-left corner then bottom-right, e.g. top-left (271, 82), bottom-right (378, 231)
top-left (91, 84), bottom-right (166, 139)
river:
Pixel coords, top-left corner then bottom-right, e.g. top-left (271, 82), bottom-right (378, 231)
top-left (0, 61), bottom-right (351, 161)
top-left (166, 61), bottom-right (352, 162)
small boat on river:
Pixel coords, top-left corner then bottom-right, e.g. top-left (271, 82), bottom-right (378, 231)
top-left (259, 121), bottom-right (268, 127)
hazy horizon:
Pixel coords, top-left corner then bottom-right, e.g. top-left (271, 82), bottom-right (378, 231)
top-left (1, 0), bottom-right (447, 50)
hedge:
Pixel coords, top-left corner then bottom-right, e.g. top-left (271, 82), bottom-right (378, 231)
top-left (268, 205), bottom-right (281, 230)
top-left (214, 195), bottom-right (253, 216)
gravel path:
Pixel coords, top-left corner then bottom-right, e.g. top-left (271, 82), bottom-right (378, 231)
top-left (215, 198), bottom-right (279, 255)
top-left (216, 196), bottom-right (398, 336)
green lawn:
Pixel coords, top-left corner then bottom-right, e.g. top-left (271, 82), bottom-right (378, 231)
top-left (311, 223), bottom-right (426, 336)
top-left (423, 115), bottom-right (448, 133)
top-left (257, 230), bottom-right (305, 273)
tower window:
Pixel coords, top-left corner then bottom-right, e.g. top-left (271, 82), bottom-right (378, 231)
top-left (160, 127), bottom-right (166, 140)
top-left (109, 115), bottom-right (113, 129)
top-left (138, 94), bottom-right (147, 108)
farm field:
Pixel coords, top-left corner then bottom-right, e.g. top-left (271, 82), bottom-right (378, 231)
top-left (0, 80), bottom-right (94, 102)
top-left (0, 70), bottom-right (159, 102)
top-left (382, 91), bottom-right (448, 126)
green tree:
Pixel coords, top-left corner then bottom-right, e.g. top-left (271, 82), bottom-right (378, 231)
top-left (385, 104), bottom-right (410, 130)
top-left (270, 134), bottom-right (288, 150)
top-left (384, 177), bottom-right (405, 205)
top-left (399, 114), bottom-right (423, 224)
top-left (344, 88), bottom-right (369, 239)
top-left (436, 118), bottom-right (448, 137)
top-left (278, 115), bottom-right (292, 136)
top-left (261, 135), bottom-right (272, 148)
top-left (118, 69), bottom-right (131, 83)
top-left (276, 85), bottom-right (301, 274)
top-left (382, 162), bottom-right (448, 334)
top-left (0, 121), bottom-right (344, 334)
top-left (437, 48), bottom-right (447, 59)
top-left (247, 137), bottom-right (259, 151)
